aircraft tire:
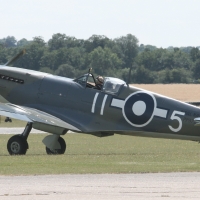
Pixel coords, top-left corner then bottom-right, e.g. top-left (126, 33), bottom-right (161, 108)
top-left (45, 137), bottom-right (66, 155)
top-left (7, 135), bottom-right (28, 155)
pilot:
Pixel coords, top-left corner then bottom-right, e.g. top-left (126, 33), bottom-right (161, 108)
top-left (95, 75), bottom-right (104, 90)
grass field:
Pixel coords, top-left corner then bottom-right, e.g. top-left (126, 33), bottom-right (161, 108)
top-left (0, 84), bottom-right (200, 175)
top-left (0, 134), bottom-right (200, 175)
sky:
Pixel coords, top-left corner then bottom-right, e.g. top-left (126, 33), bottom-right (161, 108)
top-left (0, 0), bottom-right (200, 48)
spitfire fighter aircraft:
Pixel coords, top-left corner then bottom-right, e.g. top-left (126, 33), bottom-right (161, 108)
top-left (1, 51), bottom-right (200, 155)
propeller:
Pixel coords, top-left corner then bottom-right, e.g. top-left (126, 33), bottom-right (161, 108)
top-left (4, 49), bottom-right (26, 66)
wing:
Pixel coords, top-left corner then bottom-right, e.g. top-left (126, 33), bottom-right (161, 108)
top-left (0, 102), bottom-right (81, 132)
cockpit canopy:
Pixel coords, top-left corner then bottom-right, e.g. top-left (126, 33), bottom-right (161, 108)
top-left (102, 77), bottom-right (125, 94)
top-left (74, 73), bottom-right (126, 95)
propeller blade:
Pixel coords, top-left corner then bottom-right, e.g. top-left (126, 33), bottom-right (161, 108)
top-left (4, 49), bottom-right (26, 66)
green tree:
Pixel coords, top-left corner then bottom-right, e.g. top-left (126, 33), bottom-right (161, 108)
top-left (55, 47), bottom-right (86, 70)
top-left (55, 64), bottom-right (76, 78)
top-left (133, 65), bottom-right (155, 83)
top-left (83, 35), bottom-right (111, 53)
top-left (136, 48), bottom-right (166, 71)
top-left (157, 68), bottom-right (192, 83)
top-left (17, 38), bottom-right (30, 47)
top-left (48, 33), bottom-right (82, 51)
top-left (88, 47), bottom-right (122, 75)
top-left (15, 37), bottom-right (46, 70)
top-left (190, 47), bottom-right (200, 62)
top-left (40, 51), bottom-right (58, 70)
top-left (48, 33), bottom-right (68, 51)
top-left (173, 50), bottom-right (192, 70)
top-left (193, 58), bottom-right (200, 80)
top-left (0, 36), bottom-right (17, 47)
top-left (0, 45), bottom-right (7, 64)
top-left (114, 34), bottom-right (139, 69)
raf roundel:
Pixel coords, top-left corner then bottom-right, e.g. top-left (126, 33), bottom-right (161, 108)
top-left (122, 91), bottom-right (157, 127)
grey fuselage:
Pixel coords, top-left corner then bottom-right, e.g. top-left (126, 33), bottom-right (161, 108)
top-left (0, 65), bottom-right (200, 141)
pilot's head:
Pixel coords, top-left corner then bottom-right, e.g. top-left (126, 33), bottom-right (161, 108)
top-left (96, 76), bottom-right (104, 85)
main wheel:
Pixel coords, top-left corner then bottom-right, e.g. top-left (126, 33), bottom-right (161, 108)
top-left (5, 117), bottom-right (12, 122)
top-left (46, 137), bottom-right (66, 155)
top-left (7, 135), bottom-right (28, 155)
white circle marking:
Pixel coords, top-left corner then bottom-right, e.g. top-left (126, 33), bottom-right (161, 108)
top-left (132, 101), bottom-right (146, 116)
top-left (122, 91), bottom-right (157, 127)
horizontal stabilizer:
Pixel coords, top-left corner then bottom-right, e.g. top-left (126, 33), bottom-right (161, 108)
top-left (187, 102), bottom-right (200, 106)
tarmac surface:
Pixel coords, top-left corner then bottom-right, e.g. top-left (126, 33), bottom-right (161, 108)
top-left (0, 173), bottom-right (200, 200)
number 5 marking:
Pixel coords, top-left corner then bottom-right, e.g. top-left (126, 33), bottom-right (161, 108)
top-left (169, 111), bottom-right (185, 132)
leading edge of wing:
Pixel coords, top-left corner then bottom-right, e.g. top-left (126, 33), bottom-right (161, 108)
top-left (0, 103), bottom-right (81, 132)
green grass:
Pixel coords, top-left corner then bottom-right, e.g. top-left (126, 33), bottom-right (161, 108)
top-left (0, 133), bottom-right (200, 175)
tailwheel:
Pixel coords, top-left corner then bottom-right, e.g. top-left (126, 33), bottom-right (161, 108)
top-left (46, 137), bottom-right (66, 155)
top-left (7, 135), bottom-right (28, 155)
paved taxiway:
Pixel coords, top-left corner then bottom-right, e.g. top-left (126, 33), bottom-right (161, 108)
top-left (0, 173), bottom-right (200, 200)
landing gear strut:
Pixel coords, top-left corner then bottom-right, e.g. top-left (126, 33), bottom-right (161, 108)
top-left (7, 122), bottom-right (32, 155)
top-left (45, 136), bottom-right (66, 155)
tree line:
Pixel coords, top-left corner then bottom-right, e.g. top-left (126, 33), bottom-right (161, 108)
top-left (0, 34), bottom-right (200, 83)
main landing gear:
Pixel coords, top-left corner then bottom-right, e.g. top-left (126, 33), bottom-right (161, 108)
top-left (7, 122), bottom-right (67, 155)
top-left (45, 137), bottom-right (66, 155)
top-left (7, 122), bottom-right (32, 155)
